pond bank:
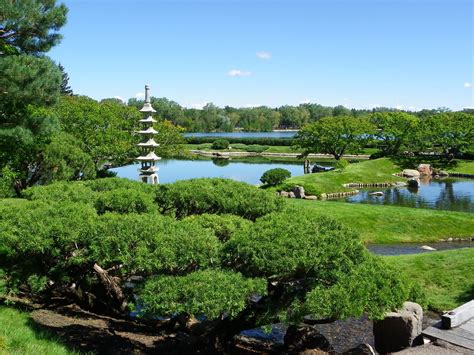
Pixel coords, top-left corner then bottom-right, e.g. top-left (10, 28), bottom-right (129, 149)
top-left (189, 149), bottom-right (370, 159)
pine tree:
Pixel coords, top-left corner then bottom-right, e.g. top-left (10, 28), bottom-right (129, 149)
top-left (58, 63), bottom-right (73, 95)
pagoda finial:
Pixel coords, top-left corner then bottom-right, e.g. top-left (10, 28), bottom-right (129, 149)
top-left (144, 84), bottom-right (151, 103)
top-left (139, 84), bottom-right (156, 113)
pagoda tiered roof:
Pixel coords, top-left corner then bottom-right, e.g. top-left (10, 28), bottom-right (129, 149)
top-left (136, 152), bottom-right (161, 161)
top-left (138, 138), bottom-right (160, 147)
top-left (137, 127), bottom-right (158, 135)
top-left (139, 103), bottom-right (156, 113)
top-left (139, 116), bottom-right (157, 123)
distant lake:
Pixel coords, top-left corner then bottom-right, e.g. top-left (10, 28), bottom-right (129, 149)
top-left (112, 158), bottom-right (306, 185)
top-left (184, 131), bottom-right (297, 139)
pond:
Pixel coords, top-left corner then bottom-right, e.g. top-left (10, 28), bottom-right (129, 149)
top-left (331, 178), bottom-right (474, 213)
top-left (184, 131), bottom-right (296, 139)
top-left (111, 158), bottom-right (306, 185)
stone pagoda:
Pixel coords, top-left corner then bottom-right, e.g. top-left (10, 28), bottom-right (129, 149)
top-left (136, 85), bottom-right (160, 184)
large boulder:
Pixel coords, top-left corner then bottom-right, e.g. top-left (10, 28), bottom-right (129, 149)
top-left (293, 185), bottom-right (306, 199)
top-left (417, 164), bottom-right (432, 176)
top-left (284, 325), bottom-right (333, 354)
top-left (373, 302), bottom-right (423, 354)
top-left (402, 169), bottom-right (420, 178)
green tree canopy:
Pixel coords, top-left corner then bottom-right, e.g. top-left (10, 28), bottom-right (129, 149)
top-left (296, 115), bottom-right (373, 160)
top-left (370, 112), bottom-right (419, 156)
top-left (0, 0), bottom-right (68, 55)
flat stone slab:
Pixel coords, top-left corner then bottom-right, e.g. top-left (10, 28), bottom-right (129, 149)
top-left (423, 319), bottom-right (474, 350)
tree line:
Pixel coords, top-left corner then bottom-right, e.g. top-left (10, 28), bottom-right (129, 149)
top-left (128, 97), bottom-right (473, 132)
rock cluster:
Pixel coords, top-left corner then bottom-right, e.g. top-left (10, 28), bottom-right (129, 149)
top-left (279, 186), bottom-right (318, 200)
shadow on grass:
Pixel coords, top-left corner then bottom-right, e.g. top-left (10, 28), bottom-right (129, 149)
top-left (455, 283), bottom-right (474, 305)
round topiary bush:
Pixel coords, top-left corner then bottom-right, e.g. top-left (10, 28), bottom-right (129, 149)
top-left (334, 159), bottom-right (349, 170)
top-left (211, 139), bottom-right (230, 150)
top-left (260, 168), bottom-right (291, 186)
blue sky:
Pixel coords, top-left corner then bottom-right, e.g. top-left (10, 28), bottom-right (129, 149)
top-left (49, 0), bottom-right (473, 110)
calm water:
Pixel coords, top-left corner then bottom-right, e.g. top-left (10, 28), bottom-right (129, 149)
top-left (332, 178), bottom-right (474, 213)
top-left (184, 131), bottom-right (296, 139)
top-left (112, 158), bottom-right (305, 185)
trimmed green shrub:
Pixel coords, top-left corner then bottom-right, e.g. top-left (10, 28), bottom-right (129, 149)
top-left (211, 139), bottom-right (230, 150)
top-left (185, 213), bottom-right (252, 241)
top-left (84, 177), bottom-right (154, 194)
top-left (138, 270), bottom-right (266, 319)
top-left (22, 181), bottom-right (96, 204)
top-left (89, 213), bottom-right (220, 275)
top-left (94, 188), bottom-right (156, 214)
top-left (155, 178), bottom-right (283, 219)
top-left (244, 144), bottom-right (269, 153)
top-left (260, 168), bottom-right (291, 185)
top-left (334, 159), bottom-right (349, 170)
top-left (223, 208), bottom-right (422, 320)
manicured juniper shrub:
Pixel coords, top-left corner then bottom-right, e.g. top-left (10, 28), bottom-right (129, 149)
top-left (94, 188), bottom-right (156, 214)
top-left (211, 139), bottom-right (230, 150)
top-left (22, 181), bottom-right (96, 204)
top-left (154, 178), bottom-right (284, 220)
top-left (89, 213), bottom-right (220, 275)
top-left (260, 168), bottom-right (291, 186)
top-left (84, 177), bottom-right (154, 194)
top-left (0, 200), bottom-right (97, 290)
top-left (185, 213), bottom-right (252, 241)
top-left (223, 208), bottom-right (423, 320)
top-left (137, 270), bottom-right (267, 319)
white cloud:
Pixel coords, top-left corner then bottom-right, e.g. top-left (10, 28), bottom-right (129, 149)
top-left (113, 96), bottom-right (125, 102)
top-left (408, 106), bottom-right (416, 111)
top-left (464, 82), bottom-right (472, 88)
top-left (343, 97), bottom-right (350, 102)
top-left (299, 99), bottom-right (311, 104)
top-left (243, 103), bottom-right (262, 108)
top-left (395, 105), bottom-right (403, 110)
top-left (256, 51), bottom-right (272, 59)
top-left (227, 69), bottom-right (252, 77)
top-left (135, 92), bottom-right (145, 99)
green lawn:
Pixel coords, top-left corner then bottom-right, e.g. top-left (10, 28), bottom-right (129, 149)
top-left (385, 248), bottom-right (474, 312)
top-left (286, 199), bottom-right (474, 243)
top-left (447, 160), bottom-right (474, 174)
top-left (282, 158), bottom-right (403, 196)
top-left (0, 306), bottom-right (76, 355)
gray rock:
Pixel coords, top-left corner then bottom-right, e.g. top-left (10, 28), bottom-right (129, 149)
top-left (407, 178), bottom-right (420, 188)
top-left (369, 191), bottom-right (384, 196)
top-left (288, 191), bottom-right (296, 198)
top-left (373, 302), bottom-right (423, 354)
top-left (402, 169), bottom-right (421, 178)
top-left (293, 185), bottom-right (305, 199)
top-left (280, 191), bottom-right (290, 198)
top-left (304, 195), bottom-right (318, 200)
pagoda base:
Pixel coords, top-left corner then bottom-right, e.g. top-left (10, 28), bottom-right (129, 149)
top-left (139, 173), bottom-right (159, 184)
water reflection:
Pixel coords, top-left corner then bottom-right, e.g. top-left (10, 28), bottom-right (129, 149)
top-left (334, 178), bottom-right (474, 213)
